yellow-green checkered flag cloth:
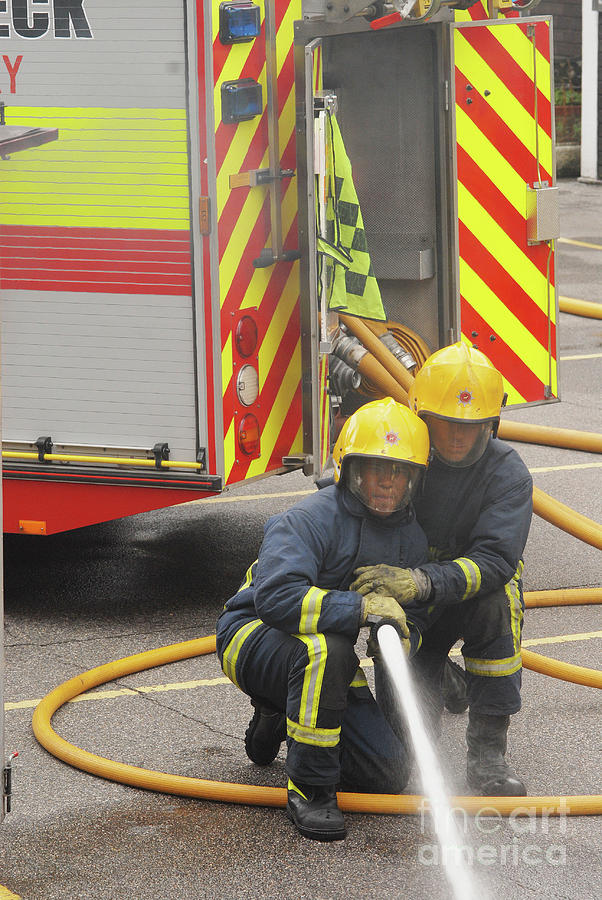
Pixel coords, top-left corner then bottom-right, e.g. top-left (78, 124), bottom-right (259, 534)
top-left (317, 113), bottom-right (386, 322)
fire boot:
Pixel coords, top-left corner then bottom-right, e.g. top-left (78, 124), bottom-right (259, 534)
top-left (244, 701), bottom-right (286, 766)
top-left (286, 780), bottom-right (346, 841)
top-left (441, 657), bottom-right (469, 714)
top-left (466, 711), bottom-right (527, 796)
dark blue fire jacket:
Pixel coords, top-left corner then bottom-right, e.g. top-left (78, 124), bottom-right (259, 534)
top-left (412, 437), bottom-right (533, 607)
top-left (216, 483), bottom-right (429, 666)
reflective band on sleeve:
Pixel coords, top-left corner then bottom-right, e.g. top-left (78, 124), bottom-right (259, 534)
top-left (294, 633), bottom-right (327, 728)
top-left (506, 562), bottom-right (525, 656)
top-left (236, 561), bottom-right (257, 594)
top-left (349, 666), bottom-right (368, 689)
top-left (221, 619), bottom-right (263, 690)
top-left (464, 652), bottom-right (523, 678)
top-left (299, 586), bottom-right (328, 634)
top-left (286, 717), bottom-right (341, 748)
top-left (454, 557), bottom-right (482, 600)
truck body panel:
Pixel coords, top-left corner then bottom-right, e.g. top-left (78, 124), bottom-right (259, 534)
top-left (0, 0), bottom-right (558, 533)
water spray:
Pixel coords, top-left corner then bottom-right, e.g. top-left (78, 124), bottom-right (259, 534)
top-left (376, 622), bottom-right (481, 900)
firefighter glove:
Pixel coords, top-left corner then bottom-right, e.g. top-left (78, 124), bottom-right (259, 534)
top-left (351, 565), bottom-right (431, 605)
top-left (360, 593), bottom-right (410, 639)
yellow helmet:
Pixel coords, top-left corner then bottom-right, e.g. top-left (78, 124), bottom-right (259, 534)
top-left (408, 342), bottom-right (505, 426)
top-left (332, 398), bottom-right (429, 514)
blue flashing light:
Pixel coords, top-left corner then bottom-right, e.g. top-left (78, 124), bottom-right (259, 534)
top-left (221, 78), bottom-right (263, 125)
top-left (219, 2), bottom-right (261, 45)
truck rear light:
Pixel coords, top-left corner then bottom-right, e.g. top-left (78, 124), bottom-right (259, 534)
top-left (238, 413), bottom-right (260, 456)
top-left (235, 315), bottom-right (258, 358)
top-left (219, 2), bottom-right (261, 44)
top-left (221, 78), bottom-right (262, 124)
top-left (236, 364), bottom-right (259, 406)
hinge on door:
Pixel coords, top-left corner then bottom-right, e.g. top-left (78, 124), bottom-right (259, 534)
top-left (199, 196), bottom-right (211, 236)
top-left (444, 80), bottom-right (449, 112)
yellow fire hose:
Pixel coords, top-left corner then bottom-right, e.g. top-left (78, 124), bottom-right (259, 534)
top-left (32, 585), bottom-right (602, 817)
top-left (559, 297), bottom-right (602, 320)
top-left (32, 319), bottom-right (602, 818)
top-left (498, 420), bottom-right (602, 454)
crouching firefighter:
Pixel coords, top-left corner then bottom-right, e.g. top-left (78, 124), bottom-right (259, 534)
top-left (352, 343), bottom-right (533, 796)
top-left (216, 398), bottom-right (431, 841)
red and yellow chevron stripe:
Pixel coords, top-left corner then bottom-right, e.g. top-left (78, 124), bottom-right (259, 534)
top-left (455, 1), bottom-right (519, 24)
top-left (209, 0), bottom-right (303, 485)
top-left (454, 19), bottom-right (557, 404)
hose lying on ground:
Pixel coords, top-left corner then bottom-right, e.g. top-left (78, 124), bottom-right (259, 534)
top-left (32, 586), bottom-right (602, 818)
top-left (531, 486), bottom-right (602, 550)
top-left (32, 319), bottom-right (602, 817)
top-left (559, 297), bottom-right (602, 320)
top-left (524, 588), bottom-right (601, 607)
top-left (498, 420), bottom-right (602, 454)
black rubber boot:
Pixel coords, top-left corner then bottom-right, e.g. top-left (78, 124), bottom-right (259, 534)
top-left (286, 780), bottom-right (346, 841)
top-left (441, 657), bottom-right (469, 714)
top-left (466, 711), bottom-right (527, 796)
top-left (244, 701), bottom-right (286, 766)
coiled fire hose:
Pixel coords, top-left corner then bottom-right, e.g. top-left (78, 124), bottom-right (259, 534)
top-left (33, 316), bottom-right (601, 817)
top-left (31, 585), bottom-right (602, 817)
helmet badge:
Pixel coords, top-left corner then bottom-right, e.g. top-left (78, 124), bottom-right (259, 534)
top-left (457, 389), bottom-right (473, 407)
top-left (384, 431), bottom-right (399, 446)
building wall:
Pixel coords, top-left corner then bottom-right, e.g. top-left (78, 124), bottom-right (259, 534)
top-left (538, 0), bottom-right (582, 61)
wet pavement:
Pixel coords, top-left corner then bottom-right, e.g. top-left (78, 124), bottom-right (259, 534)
top-left (0, 179), bottom-right (601, 899)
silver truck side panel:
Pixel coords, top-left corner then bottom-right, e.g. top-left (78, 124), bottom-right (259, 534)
top-left (2, 1), bottom-right (187, 107)
top-left (1, 1), bottom-right (207, 465)
top-left (2, 290), bottom-right (198, 459)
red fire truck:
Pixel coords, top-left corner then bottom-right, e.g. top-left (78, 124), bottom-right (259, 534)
top-left (0, 0), bottom-right (558, 534)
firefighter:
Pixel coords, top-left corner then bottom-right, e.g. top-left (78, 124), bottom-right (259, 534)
top-left (351, 343), bottom-right (533, 796)
top-left (216, 398), bottom-right (431, 841)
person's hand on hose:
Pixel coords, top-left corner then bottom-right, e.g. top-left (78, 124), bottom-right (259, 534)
top-left (361, 593), bottom-right (410, 657)
top-left (351, 564), bottom-right (431, 605)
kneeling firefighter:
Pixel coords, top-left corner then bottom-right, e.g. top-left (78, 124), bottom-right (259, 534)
top-left (352, 343), bottom-right (533, 796)
top-left (216, 398), bottom-right (431, 841)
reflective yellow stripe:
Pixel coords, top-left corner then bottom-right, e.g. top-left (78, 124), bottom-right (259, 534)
top-left (299, 586), bottom-right (327, 634)
top-left (456, 105), bottom-right (526, 218)
top-left (455, 557), bottom-right (482, 600)
top-left (490, 20), bottom-right (551, 102)
top-left (3, 107), bottom-right (189, 230)
top-left (458, 184), bottom-right (556, 322)
top-left (295, 633), bottom-right (327, 728)
top-left (350, 666), bottom-right (368, 689)
top-left (286, 717), bottom-right (341, 748)
top-left (237, 561), bottom-right (257, 594)
top-left (287, 778), bottom-right (308, 799)
top-left (459, 255), bottom-right (557, 396)
top-left (221, 619), bottom-right (262, 690)
top-left (454, 30), bottom-right (552, 174)
top-left (245, 339), bottom-right (302, 481)
top-left (506, 563), bottom-right (525, 655)
top-left (464, 652), bottom-right (523, 678)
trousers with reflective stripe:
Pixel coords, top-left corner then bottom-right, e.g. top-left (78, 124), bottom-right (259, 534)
top-left (218, 618), bottom-right (411, 790)
top-left (413, 574), bottom-right (525, 717)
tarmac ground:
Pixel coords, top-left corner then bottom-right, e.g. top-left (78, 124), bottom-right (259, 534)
top-left (0, 179), bottom-right (601, 899)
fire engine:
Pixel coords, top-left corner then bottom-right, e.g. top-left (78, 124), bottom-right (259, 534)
top-left (0, 0), bottom-right (558, 534)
